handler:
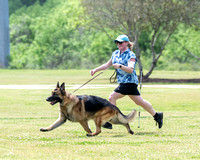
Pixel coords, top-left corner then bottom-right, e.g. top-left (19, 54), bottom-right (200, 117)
top-left (90, 34), bottom-right (163, 129)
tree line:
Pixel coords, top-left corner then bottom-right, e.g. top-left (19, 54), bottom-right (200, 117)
top-left (9, 0), bottom-right (200, 78)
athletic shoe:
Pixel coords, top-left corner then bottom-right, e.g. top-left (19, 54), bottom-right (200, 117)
top-left (154, 112), bottom-right (163, 129)
top-left (102, 122), bottom-right (112, 129)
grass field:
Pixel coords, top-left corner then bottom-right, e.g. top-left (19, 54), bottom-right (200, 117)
top-left (0, 69), bottom-right (200, 85)
top-left (0, 70), bottom-right (200, 160)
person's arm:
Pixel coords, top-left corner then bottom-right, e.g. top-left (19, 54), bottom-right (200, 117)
top-left (112, 58), bottom-right (135, 73)
top-left (90, 59), bottom-right (112, 76)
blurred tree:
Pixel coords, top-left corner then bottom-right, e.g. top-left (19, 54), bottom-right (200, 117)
top-left (9, 0), bottom-right (23, 14)
top-left (20, 0), bottom-right (36, 6)
top-left (81, 0), bottom-right (200, 79)
top-left (39, 0), bottom-right (47, 5)
top-left (9, 0), bottom-right (47, 14)
top-left (9, 0), bottom-right (91, 69)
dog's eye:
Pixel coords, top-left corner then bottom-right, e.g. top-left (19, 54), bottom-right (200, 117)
top-left (52, 89), bottom-right (58, 94)
top-left (52, 91), bottom-right (56, 95)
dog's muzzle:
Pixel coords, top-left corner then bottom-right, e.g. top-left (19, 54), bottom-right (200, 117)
top-left (46, 96), bottom-right (61, 105)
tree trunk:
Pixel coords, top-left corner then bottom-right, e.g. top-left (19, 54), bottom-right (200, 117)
top-left (144, 31), bottom-right (173, 79)
top-left (133, 32), bottom-right (143, 78)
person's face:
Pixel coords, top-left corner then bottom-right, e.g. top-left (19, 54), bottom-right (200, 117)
top-left (115, 41), bottom-right (128, 51)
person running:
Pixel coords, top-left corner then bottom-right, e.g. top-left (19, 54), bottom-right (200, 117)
top-left (90, 34), bottom-right (163, 129)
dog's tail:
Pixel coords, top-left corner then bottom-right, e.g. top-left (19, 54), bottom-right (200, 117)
top-left (118, 110), bottom-right (137, 124)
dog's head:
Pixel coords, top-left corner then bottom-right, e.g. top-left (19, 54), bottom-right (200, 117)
top-left (46, 82), bottom-right (66, 105)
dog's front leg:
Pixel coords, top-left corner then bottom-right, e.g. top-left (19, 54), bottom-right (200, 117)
top-left (40, 113), bottom-right (66, 132)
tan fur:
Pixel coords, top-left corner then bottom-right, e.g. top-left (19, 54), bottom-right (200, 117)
top-left (40, 82), bottom-right (137, 136)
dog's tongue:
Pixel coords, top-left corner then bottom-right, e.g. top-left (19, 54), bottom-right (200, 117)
top-left (50, 100), bottom-right (56, 105)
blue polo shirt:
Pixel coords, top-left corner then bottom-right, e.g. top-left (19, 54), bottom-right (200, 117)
top-left (111, 48), bottom-right (139, 84)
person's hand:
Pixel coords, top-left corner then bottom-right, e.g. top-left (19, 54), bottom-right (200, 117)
top-left (112, 63), bottom-right (121, 69)
top-left (90, 69), bottom-right (96, 76)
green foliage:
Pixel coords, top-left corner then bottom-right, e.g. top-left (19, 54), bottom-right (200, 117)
top-left (81, 31), bottom-right (117, 68)
top-left (9, 0), bottom-right (47, 14)
top-left (9, 0), bottom-right (200, 70)
top-left (138, 25), bottom-right (200, 71)
top-left (9, 0), bottom-right (116, 69)
top-left (164, 25), bottom-right (200, 70)
top-left (9, 0), bottom-right (23, 15)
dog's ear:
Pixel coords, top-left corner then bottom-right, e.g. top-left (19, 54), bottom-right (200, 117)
top-left (61, 82), bottom-right (65, 90)
top-left (57, 82), bottom-right (60, 88)
top-left (60, 82), bottom-right (66, 95)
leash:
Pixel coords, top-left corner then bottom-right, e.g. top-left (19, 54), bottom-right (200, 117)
top-left (138, 70), bottom-right (143, 128)
top-left (72, 71), bottom-right (104, 93)
top-left (109, 69), bottom-right (117, 83)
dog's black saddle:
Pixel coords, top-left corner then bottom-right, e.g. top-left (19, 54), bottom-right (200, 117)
top-left (76, 95), bottom-right (113, 112)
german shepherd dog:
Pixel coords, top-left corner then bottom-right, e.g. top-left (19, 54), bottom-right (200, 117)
top-left (40, 82), bottom-right (137, 136)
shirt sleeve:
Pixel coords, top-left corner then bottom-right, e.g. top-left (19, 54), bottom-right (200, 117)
top-left (111, 50), bottom-right (120, 64)
top-left (128, 51), bottom-right (137, 62)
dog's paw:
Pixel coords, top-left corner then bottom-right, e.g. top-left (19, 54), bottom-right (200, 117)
top-left (40, 128), bottom-right (48, 132)
top-left (86, 133), bottom-right (94, 137)
top-left (129, 130), bottom-right (134, 135)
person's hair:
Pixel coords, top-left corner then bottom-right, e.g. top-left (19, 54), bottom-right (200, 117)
top-left (128, 41), bottom-right (134, 51)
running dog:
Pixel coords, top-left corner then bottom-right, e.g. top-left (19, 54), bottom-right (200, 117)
top-left (40, 82), bottom-right (137, 136)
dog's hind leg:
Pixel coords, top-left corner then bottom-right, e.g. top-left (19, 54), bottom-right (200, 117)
top-left (124, 123), bottom-right (134, 135)
top-left (87, 117), bottom-right (102, 137)
top-left (79, 120), bottom-right (92, 134)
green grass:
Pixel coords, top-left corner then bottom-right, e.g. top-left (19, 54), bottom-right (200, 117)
top-left (0, 69), bottom-right (200, 85)
top-left (0, 70), bottom-right (200, 160)
top-left (147, 70), bottom-right (200, 79)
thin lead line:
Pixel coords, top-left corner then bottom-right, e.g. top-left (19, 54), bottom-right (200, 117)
top-left (72, 71), bottom-right (104, 93)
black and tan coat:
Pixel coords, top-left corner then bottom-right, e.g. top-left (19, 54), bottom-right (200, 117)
top-left (40, 82), bottom-right (137, 136)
